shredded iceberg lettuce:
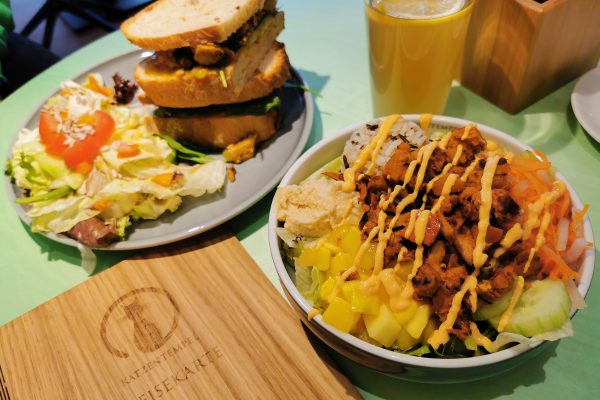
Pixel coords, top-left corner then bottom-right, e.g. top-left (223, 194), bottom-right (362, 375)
top-left (6, 76), bottom-right (227, 245)
top-left (295, 265), bottom-right (325, 308)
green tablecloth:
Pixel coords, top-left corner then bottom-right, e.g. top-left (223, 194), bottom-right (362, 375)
top-left (0, 0), bottom-right (598, 398)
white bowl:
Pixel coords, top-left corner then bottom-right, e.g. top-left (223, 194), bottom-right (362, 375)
top-left (268, 115), bottom-right (595, 383)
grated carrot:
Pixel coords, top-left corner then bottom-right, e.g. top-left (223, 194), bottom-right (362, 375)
top-left (510, 155), bottom-right (552, 173)
top-left (545, 224), bottom-right (558, 248)
top-left (552, 191), bottom-right (571, 221)
top-left (83, 74), bottom-right (113, 97)
top-left (92, 198), bottom-right (111, 211)
top-left (151, 173), bottom-right (174, 187)
top-left (117, 143), bottom-right (140, 158)
top-left (538, 244), bottom-right (580, 281)
top-left (573, 204), bottom-right (590, 227)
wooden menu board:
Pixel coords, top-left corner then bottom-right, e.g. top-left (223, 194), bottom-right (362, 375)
top-left (0, 228), bottom-right (360, 399)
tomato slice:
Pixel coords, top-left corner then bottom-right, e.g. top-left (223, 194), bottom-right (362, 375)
top-left (39, 112), bottom-right (68, 156)
top-left (62, 111), bottom-right (114, 169)
top-left (39, 110), bottom-right (115, 170)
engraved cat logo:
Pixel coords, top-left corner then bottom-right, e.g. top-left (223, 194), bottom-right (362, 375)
top-left (100, 287), bottom-right (180, 358)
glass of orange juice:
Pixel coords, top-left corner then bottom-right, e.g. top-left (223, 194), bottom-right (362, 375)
top-left (366, 0), bottom-right (475, 116)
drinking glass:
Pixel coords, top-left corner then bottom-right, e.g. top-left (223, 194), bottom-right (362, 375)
top-left (366, 0), bottom-right (475, 116)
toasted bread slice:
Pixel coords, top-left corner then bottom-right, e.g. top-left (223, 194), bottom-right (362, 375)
top-left (137, 41), bottom-right (290, 108)
top-left (121, 0), bottom-right (266, 50)
top-left (135, 12), bottom-right (284, 97)
top-left (154, 108), bottom-right (280, 149)
top-left (224, 11), bottom-right (284, 93)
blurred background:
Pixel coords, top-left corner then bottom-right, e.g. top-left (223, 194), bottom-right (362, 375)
top-left (12, 0), bottom-right (150, 56)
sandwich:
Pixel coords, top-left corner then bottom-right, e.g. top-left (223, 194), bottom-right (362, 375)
top-left (121, 0), bottom-right (290, 162)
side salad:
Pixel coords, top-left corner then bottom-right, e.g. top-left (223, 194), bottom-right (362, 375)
top-left (6, 74), bottom-right (226, 248)
top-left (275, 115), bottom-right (590, 358)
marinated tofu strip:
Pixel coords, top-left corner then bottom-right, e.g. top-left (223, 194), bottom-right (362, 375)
top-left (430, 153), bottom-right (499, 345)
top-left (428, 275), bottom-right (478, 349)
top-left (460, 157), bottom-right (480, 182)
top-left (438, 130), bottom-right (453, 151)
top-left (490, 222), bottom-right (524, 267)
top-left (472, 155), bottom-right (501, 271)
top-left (373, 141), bottom-right (439, 272)
top-left (403, 209), bottom-right (419, 240)
top-left (364, 141), bottom-right (439, 308)
top-left (422, 135), bottom-right (463, 205)
top-left (431, 173), bottom-right (458, 214)
top-left (452, 144), bottom-right (463, 165)
top-left (460, 123), bottom-right (476, 140)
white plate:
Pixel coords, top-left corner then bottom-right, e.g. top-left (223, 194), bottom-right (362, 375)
top-left (269, 115), bottom-right (595, 382)
top-left (571, 67), bottom-right (600, 142)
top-left (4, 49), bottom-right (313, 250)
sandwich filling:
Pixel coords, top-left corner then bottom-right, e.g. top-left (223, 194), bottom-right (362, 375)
top-left (153, 92), bottom-right (281, 118)
top-left (151, 92), bottom-right (282, 155)
top-left (152, 3), bottom-right (280, 71)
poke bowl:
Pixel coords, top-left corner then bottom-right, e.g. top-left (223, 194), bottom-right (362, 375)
top-left (268, 114), bottom-right (595, 383)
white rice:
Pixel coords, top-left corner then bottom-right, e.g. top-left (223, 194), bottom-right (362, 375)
top-left (342, 119), bottom-right (427, 173)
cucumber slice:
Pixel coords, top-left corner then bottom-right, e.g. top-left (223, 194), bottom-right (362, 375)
top-left (488, 279), bottom-right (571, 337)
top-left (474, 286), bottom-right (515, 321)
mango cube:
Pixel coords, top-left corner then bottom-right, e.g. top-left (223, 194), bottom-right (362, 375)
top-left (363, 304), bottom-right (403, 347)
top-left (327, 224), bottom-right (350, 242)
top-left (395, 261), bottom-right (413, 281)
top-left (341, 280), bottom-right (359, 302)
top-left (379, 269), bottom-right (405, 299)
top-left (354, 295), bottom-right (380, 316)
top-left (298, 246), bottom-right (330, 271)
top-left (357, 244), bottom-right (376, 274)
top-left (404, 303), bottom-right (432, 339)
top-left (322, 297), bottom-right (361, 333)
top-left (340, 226), bottom-right (361, 256)
top-left (396, 328), bottom-right (420, 351)
top-left (420, 318), bottom-right (438, 343)
top-left (393, 299), bottom-right (418, 325)
top-left (321, 241), bottom-right (342, 255)
top-left (342, 281), bottom-right (380, 315)
top-left (330, 252), bottom-right (353, 277)
top-left (319, 277), bottom-right (337, 303)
